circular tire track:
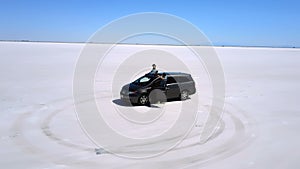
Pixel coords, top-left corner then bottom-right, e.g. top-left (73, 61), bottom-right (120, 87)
top-left (122, 103), bottom-right (256, 168)
top-left (9, 95), bottom-right (255, 168)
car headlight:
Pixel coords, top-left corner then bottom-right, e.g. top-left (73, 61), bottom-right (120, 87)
top-left (128, 91), bottom-right (137, 94)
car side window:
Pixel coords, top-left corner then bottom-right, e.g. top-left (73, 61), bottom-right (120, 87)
top-left (152, 79), bottom-right (161, 88)
top-left (166, 77), bottom-right (176, 84)
top-left (176, 76), bottom-right (190, 83)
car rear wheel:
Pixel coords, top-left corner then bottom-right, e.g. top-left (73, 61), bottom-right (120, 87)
top-left (138, 94), bottom-right (149, 105)
top-left (180, 90), bottom-right (189, 100)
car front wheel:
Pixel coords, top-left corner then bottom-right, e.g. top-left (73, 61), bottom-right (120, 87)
top-left (138, 94), bottom-right (149, 105)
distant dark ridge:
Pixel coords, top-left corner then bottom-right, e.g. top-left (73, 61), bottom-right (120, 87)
top-left (0, 40), bottom-right (85, 44)
top-left (0, 40), bottom-right (299, 49)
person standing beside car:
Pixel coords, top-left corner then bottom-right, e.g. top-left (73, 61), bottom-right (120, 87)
top-left (159, 73), bottom-right (167, 89)
top-left (155, 73), bottom-right (167, 104)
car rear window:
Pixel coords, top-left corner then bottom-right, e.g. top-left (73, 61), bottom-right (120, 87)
top-left (174, 76), bottom-right (191, 83)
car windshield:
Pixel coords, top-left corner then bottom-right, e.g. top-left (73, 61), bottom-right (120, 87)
top-left (132, 75), bottom-right (155, 86)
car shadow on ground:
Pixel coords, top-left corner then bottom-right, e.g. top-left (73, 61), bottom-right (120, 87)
top-left (112, 99), bottom-right (134, 107)
top-left (112, 98), bottom-right (187, 108)
top-left (112, 99), bottom-right (159, 108)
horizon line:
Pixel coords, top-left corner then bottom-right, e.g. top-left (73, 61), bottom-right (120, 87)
top-left (0, 40), bottom-right (299, 49)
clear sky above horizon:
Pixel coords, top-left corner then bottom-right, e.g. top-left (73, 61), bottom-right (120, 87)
top-left (1, 0), bottom-right (299, 47)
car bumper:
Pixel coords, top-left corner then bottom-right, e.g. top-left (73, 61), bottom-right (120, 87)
top-left (120, 93), bottom-right (139, 103)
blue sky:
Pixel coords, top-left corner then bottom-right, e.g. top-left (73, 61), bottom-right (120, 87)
top-left (1, 0), bottom-right (299, 47)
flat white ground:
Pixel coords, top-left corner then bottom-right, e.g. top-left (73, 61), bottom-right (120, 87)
top-left (0, 42), bottom-right (300, 169)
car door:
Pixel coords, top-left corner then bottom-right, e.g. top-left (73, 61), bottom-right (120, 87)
top-left (149, 78), bottom-right (167, 101)
top-left (166, 76), bottom-right (180, 98)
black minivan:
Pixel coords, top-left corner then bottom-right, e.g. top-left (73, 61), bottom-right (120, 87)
top-left (120, 72), bottom-right (196, 105)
